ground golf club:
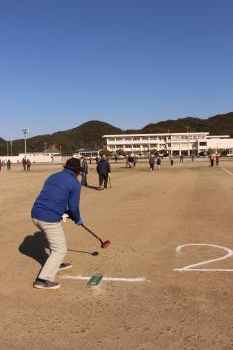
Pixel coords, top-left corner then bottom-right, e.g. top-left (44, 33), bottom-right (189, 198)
top-left (81, 224), bottom-right (110, 248)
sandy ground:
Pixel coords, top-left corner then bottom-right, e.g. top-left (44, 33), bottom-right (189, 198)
top-left (1, 158), bottom-right (233, 350)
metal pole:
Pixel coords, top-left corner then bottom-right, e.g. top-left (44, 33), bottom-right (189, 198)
top-left (10, 141), bottom-right (12, 156)
top-left (7, 141), bottom-right (8, 157)
top-left (21, 127), bottom-right (29, 158)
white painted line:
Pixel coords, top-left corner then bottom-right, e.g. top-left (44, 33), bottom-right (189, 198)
top-left (61, 275), bottom-right (149, 282)
top-left (175, 244), bottom-right (233, 272)
top-left (220, 164), bottom-right (233, 176)
top-left (174, 268), bottom-right (233, 272)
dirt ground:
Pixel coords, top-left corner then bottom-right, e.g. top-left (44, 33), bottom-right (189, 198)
top-left (1, 157), bottom-right (233, 350)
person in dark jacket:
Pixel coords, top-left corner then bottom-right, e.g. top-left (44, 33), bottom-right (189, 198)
top-left (31, 158), bottom-right (83, 290)
top-left (149, 154), bottom-right (155, 171)
top-left (96, 155), bottom-right (111, 190)
top-left (81, 157), bottom-right (88, 186)
top-left (22, 158), bottom-right (27, 170)
top-left (26, 159), bottom-right (31, 171)
top-left (7, 159), bottom-right (11, 171)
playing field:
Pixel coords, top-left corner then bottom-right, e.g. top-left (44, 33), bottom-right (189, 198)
top-left (1, 158), bottom-right (233, 350)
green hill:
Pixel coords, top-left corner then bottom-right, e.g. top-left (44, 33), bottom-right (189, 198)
top-left (1, 112), bottom-right (233, 156)
top-left (0, 121), bottom-right (123, 156)
top-left (141, 112), bottom-right (233, 135)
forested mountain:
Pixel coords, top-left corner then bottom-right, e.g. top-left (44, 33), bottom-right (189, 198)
top-left (141, 112), bottom-right (233, 135)
top-left (0, 112), bottom-right (233, 156)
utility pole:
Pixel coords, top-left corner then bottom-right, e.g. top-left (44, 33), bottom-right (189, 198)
top-left (6, 141), bottom-right (8, 157)
top-left (10, 141), bottom-right (12, 156)
top-left (21, 127), bottom-right (30, 157)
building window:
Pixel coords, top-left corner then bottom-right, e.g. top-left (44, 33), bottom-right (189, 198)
top-left (133, 137), bottom-right (140, 141)
top-left (199, 142), bottom-right (207, 146)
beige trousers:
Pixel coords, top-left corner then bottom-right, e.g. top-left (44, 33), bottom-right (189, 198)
top-left (32, 218), bottom-right (67, 281)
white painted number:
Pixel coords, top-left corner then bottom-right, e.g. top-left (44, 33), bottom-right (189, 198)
top-left (174, 244), bottom-right (233, 272)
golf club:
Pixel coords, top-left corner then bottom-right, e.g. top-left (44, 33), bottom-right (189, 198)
top-left (108, 174), bottom-right (111, 188)
top-left (81, 224), bottom-right (110, 248)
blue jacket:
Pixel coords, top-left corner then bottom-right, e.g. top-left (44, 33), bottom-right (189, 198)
top-left (31, 168), bottom-right (81, 223)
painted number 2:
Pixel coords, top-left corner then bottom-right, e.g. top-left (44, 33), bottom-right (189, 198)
top-left (174, 244), bottom-right (233, 272)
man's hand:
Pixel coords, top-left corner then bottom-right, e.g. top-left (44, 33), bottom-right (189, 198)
top-left (76, 218), bottom-right (84, 226)
top-left (62, 213), bottom-right (69, 222)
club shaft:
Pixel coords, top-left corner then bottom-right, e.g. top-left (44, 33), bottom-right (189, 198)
top-left (81, 224), bottom-right (103, 244)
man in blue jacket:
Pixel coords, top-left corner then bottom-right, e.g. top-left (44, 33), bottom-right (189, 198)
top-left (31, 158), bottom-right (83, 290)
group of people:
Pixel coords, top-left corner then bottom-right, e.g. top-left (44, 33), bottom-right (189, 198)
top-left (80, 155), bottom-right (111, 190)
top-left (0, 158), bottom-right (32, 171)
top-left (149, 154), bottom-right (161, 171)
top-left (209, 154), bottom-right (220, 167)
top-left (125, 155), bottom-right (137, 168)
top-left (0, 159), bottom-right (12, 171)
top-left (22, 158), bottom-right (31, 171)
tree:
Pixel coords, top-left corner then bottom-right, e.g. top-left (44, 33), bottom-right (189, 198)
top-left (99, 149), bottom-right (112, 157)
top-left (116, 149), bottom-right (126, 156)
top-left (206, 148), bottom-right (215, 156)
top-left (220, 149), bottom-right (229, 156)
top-left (150, 149), bottom-right (159, 156)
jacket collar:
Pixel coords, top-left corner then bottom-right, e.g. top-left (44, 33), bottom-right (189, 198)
top-left (63, 168), bottom-right (77, 177)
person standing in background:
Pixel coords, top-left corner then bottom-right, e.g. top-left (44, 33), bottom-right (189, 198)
top-left (7, 159), bottom-right (11, 171)
top-left (81, 157), bottom-right (88, 187)
top-left (97, 155), bottom-right (111, 190)
top-left (149, 154), bottom-right (155, 171)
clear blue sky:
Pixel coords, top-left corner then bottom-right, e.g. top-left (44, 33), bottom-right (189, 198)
top-left (0, 0), bottom-right (233, 140)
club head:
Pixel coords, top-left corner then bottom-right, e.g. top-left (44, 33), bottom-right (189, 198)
top-left (92, 251), bottom-right (99, 256)
top-left (101, 240), bottom-right (110, 249)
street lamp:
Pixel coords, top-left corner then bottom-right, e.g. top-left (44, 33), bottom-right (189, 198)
top-left (21, 127), bottom-right (29, 157)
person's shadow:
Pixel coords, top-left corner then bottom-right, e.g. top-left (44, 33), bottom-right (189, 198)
top-left (19, 231), bottom-right (50, 266)
top-left (84, 185), bottom-right (99, 191)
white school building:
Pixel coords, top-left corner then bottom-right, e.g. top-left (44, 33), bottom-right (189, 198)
top-left (102, 132), bottom-right (233, 156)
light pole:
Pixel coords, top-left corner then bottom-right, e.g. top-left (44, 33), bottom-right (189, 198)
top-left (10, 141), bottom-right (12, 156)
top-left (6, 141), bottom-right (8, 157)
top-left (21, 127), bottom-right (29, 157)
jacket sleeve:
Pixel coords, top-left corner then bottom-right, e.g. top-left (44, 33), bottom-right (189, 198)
top-left (68, 182), bottom-right (81, 223)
